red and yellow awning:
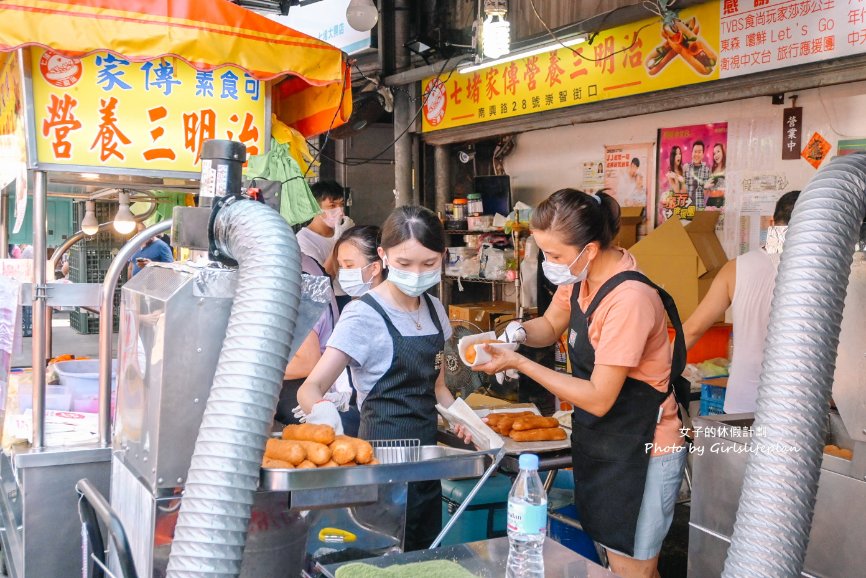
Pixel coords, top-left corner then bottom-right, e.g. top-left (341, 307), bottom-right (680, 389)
top-left (0, 0), bottom-right (351, 136)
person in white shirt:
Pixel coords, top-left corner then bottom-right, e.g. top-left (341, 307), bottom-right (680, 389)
top-left (296, 180), bottom-right (354, 310)
top-left (683, 190), bottom-right (800, 414)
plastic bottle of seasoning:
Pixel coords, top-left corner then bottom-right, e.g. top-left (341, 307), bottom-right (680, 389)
top-left (467, 193), bottom-right (484, 216)
top-left (452, 198), bottom-right (468, 221)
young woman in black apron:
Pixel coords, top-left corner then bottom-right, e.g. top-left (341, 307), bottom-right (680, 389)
top-left (297, 206), bottom-right (470, 551)
top-left (474, 189), bottom-right (687, 578)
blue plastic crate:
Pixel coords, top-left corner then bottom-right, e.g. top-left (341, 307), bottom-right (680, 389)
top-left (701, 383), bottom-right (726, 402)
top-left (700, 397), bottom-right (725, 416)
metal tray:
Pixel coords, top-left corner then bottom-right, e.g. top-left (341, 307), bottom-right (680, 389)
top-left (260, 446), bottom-right (498, 492)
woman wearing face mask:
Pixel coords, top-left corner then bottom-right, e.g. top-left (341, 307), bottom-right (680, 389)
top-left (297, 206), bottom-right (470, 551)
top-left (335, 225), bottom-right (386, 298)
top-left (473, 189), bottom-right (687, 578)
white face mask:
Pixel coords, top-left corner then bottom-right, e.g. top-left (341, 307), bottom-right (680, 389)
top-left (765, 225), bottom-right (787, 255)
top-left (541, 245), bottom-right (589, 286)
top-left (321, 207), bottom-right (343, 229)
top-left (338, 262), bottom-right (377, 297)
top-left (384, 256), bottom-right (441, 297)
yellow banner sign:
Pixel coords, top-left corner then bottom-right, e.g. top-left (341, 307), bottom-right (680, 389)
top-left (31, 48), bottom-right (266, 174)
top-left (422, 2), bottom-right (720, 132)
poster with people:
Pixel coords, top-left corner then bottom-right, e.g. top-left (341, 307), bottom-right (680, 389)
top-left (603, 143), bottom-right (654, 210)
top-left (656, 123), bottom-right (728, 225)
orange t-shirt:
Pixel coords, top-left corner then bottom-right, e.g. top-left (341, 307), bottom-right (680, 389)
top-left (552, 249), bottom-right (683, 456)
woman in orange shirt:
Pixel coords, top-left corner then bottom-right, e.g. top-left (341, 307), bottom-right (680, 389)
top-left (474, 189), bottom-right (687, 578)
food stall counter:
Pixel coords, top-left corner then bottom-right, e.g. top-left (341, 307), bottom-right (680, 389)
top-left (314, 536), bottom-right (617, 577)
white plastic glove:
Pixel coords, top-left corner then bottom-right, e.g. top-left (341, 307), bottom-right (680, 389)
top-left (499, 320), bottom-right (527, 345)
top-left (293, 392), bottom-right (351, 422)
top-left (303, 401), bottom-right (344, 435)
top-left (495, 321), bottom-right (526, 383)
top-left (333, 216), bottom-right (355, 238)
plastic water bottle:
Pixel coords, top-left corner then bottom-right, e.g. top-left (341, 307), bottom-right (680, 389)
top-left (506, 453), bottom-right (547, 578)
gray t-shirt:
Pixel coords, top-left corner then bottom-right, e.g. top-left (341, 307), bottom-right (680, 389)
top-left (327, 291), bottom-right (452, 409)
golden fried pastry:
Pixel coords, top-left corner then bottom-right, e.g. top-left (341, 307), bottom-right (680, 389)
top-left (329, 437), bottom-right (357, 465)
top-left (510, 427), bottom-right (567, 442)
top-left (264, 438), bottom-right (306, 465)
top-left (282, 424), bottom-right (336, 445)
top-left (296, 441), bottom-right (332, 465)
top-left (262, 457), bottom-right (293, 469)
top-left (511, 416), bottom-right (560, 431)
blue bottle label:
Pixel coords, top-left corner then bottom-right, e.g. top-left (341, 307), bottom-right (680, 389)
top-left (507, 502), bottom-right (547, 535)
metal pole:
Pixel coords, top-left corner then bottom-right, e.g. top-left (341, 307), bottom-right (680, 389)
top-left (97, 219), bottom-right (172, 447)
top-left (434, 145), bottom-right (450, 214)
top-left (393, 0), bottom-right (413, 206)
top-left (0, 188), bottom-right (8, 258)
top-left (31, 171), bottom-right (47, 449)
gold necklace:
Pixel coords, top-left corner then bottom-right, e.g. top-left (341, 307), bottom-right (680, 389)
top-left (390, 286), bottom-right (423, 329)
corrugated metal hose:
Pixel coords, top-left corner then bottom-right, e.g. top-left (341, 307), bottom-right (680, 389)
top-left (723, 152), bottom-right (866, 577)
top-left (166, 200), bottom-right (301, 577)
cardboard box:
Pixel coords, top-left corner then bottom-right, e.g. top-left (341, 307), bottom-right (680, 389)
top-left (449, 301), bottom-right (516, 332)
top-left (615, 206), bottom-right (646, 249)
top-left (630, 212), bottom-right (728, 321)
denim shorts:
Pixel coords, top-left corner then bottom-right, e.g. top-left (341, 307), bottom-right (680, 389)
top-left (608, 449), bottom-right (687, 560)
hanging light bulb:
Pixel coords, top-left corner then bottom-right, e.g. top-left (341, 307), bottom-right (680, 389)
top-left (113, 192), bottom-right (136, 235)
top-left (482, 8), bottom-right (510, 59)
top-left (81, 201), bottom-right (99, 236)
top-left (346, 0), bottom-right (378, 32)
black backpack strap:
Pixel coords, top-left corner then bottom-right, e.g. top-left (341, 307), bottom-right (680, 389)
top-left (584, 271), bottom-right (691, 415)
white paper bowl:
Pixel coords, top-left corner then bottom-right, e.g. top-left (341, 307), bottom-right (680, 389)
top-left (458, 331), bottom-right (519, 367)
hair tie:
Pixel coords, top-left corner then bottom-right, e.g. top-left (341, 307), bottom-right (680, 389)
top-left (591, 194), bottom-right (602, 204)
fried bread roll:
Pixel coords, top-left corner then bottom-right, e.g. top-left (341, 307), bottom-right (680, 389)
top-left (486, 411), bottom-right (532, 427)
top-left (321, 460), bottom-right (339, 468)
top-left (264, 438), bottom-right (306, 465)
top-left (465, 339), bottom-right (502, 365)
top-left (824, 444), bottom-right (853, 460)
top-left (511, 416), bottom-right (560, 431)
top-left (496, 415), bottom-right (523, 436)
top-left (339, 461), bottom-right (357, 467)
top-left (510, 427), bottom-right (567, 442)
top-left (282, 424), bottom-right (336, 445)
top-left (351, 438), bottom-right (374, 464)
top-left (262, 457), bottom-right (293, 469)
top-left (297, 460), bottom-right (317, 469)
top-left (296, 441), bottom-right (332, 465)
top-left (329, 437), bottom-right (357, 465)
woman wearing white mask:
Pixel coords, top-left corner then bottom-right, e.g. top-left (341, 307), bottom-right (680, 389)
top-left (296, 180), bottom-right (355, 310)
top-left (334, 225), bottom-right (386, 298)
top-left (297, 205), bottom-right (469, 551)
top-left (472, 189), bottom-right (687, 578)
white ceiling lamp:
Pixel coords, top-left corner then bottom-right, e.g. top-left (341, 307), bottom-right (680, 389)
top-left (460, 35), bottom-right (587, 74)
top-left (346, 0), bottom-right (378, 32)
top-left (481, 0), bottom-right (510, 59)
top-left (81, 201), bottom-right (99, 236)
top-left (113, 192), bottom-right (136, 235)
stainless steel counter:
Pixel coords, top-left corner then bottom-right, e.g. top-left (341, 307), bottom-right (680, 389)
top-left (315, 536), bottom-right (617, 577)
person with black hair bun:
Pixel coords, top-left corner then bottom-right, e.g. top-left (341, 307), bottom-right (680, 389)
top-left (296, 205), bottom-right (470, 551)
top-left (472, 189), bottom-right (687, 578)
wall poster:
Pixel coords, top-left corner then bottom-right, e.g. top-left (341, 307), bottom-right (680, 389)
top-left (604, 143), bottom-right (654, 211)
top-left (656, 122), bottom-right (728, 225)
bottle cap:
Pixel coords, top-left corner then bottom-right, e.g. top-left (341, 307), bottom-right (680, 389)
top-left (518, 453), bottom-right (539, 470)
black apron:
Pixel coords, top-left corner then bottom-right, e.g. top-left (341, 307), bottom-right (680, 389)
top-left (568, 271), bottom-right (686, 557)
top-left (357, 292), bottom-right (444, 551)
